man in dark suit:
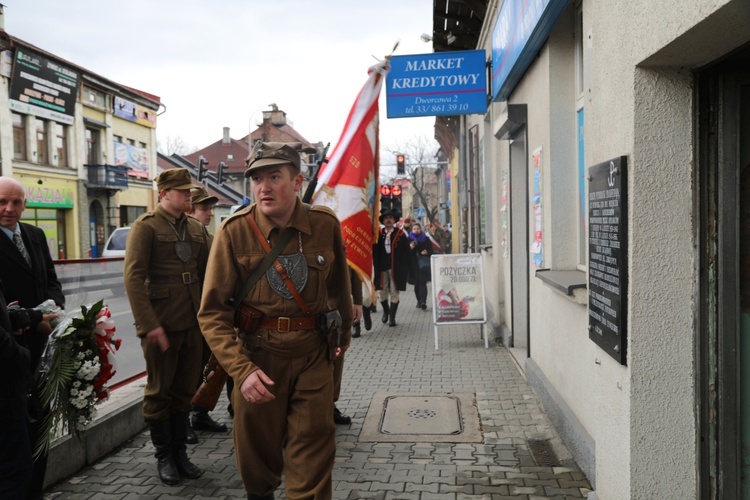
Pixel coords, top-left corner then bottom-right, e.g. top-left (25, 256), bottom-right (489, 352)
top-left (0, 176), bottom-right (64, 500)
top-left (0, 280), bottom-right (57, 499)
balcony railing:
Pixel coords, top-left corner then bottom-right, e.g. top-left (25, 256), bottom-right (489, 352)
top-left (85, 164), bottom-right (129, 189)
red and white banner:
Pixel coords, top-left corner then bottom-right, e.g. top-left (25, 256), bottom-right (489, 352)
top-left (312, 60), bottom-right (389, 298)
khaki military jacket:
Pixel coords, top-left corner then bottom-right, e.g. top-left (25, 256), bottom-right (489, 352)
top-left (199, 198), bottom-right (353, 386)
top-left (124, 205), bottom-right (209, 336)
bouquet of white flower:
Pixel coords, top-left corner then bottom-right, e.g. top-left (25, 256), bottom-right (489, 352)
top-left (33, 299), bottom-right (121, 458)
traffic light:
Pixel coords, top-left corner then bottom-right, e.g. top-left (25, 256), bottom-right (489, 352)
top-left (391, 184), bottom-right (403, 215)
top-left (396, 154), bottom-right (405, 175)
top-left (217, 161), bottom-right (228, 185)
top-left (197, 156), bottom-right (209, 182)
top-left (380, 184), bottom-right (392, 211)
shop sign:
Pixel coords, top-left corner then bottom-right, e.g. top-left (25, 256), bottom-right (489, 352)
top-left (386, 50), bottom-right (488, 118)
top-left (491, 0), bottom-right (568, 101)
top-left (24, 182), bottom-right (75, 208)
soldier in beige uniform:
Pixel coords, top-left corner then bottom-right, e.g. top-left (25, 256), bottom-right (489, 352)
top-left (123, 169), bottom-right (209, 486)
top-left (199, 142), bottom-right (353, 500)
top-left (186, 188), bottom-right (228, 441)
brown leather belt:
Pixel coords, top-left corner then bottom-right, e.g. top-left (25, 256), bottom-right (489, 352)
top-left (258, 316), bottom-right (319, 333)
top-left (149, 272), bottom-right (200, 284)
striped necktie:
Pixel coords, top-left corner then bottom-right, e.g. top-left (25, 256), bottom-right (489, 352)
top-left (13, 232), bottom-right (31, 266)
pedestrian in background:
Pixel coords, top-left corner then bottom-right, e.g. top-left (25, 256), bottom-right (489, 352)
top-left (198, 141), bottom-right (353, 499)
top-left (373, 209), bottom-right (412, 327)
top-left (185, 187), bottom-right (228, 442)
top-left (409, 222), bottom-right (435, 310)
top-left (124, 169), bottom-right (208, 486)
top-left (0, 176), bottom-right (64, 500)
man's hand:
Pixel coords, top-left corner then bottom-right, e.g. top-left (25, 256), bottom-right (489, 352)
top-left (145, 326), bottom-right (169, 352)
top-left (37, 313), bottom-right (59, 336)
top-left (352, 304), bottom-right (363, 323)
top-left (241, 369), bottom-right (276, 404)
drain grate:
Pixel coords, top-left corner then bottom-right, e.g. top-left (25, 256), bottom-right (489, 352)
top-left (528, 439), bottom-right (562, 467)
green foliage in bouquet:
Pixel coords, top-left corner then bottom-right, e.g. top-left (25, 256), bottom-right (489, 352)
top-left (33, 299), bottom-right (120, 459)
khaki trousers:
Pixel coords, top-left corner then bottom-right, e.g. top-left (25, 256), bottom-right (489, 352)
top-left (141, 326), bottom-right (202, 421)
top-left (234, 338), bottom-right (335, 499)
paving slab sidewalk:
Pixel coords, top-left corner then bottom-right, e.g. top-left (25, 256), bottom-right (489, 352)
top-left (45, 286), bottom-right (592, 500)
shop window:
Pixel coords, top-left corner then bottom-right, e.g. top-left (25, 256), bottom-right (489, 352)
top-left (36, 119), bottom-right (48, 165)
top-left (54, 123), bottom-right (68, 167)
top-left (12, 112), bottom-right (26, 160)
top-left (86, 128), bottom-right (100, 165)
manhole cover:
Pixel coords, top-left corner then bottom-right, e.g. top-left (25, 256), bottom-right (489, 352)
top-left (359, 392), bottom-right (482, 443)
top-left (381, 395), bottom-right (462, 435)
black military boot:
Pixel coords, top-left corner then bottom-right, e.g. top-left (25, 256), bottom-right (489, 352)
top-left (171, 412), bottom-right (203, 479)
top-left (380, 301), bottom-right (390, 323)
top-left (191, 407), bottom-right (228, 433)
top-left (247, 493), bottom-right (275, 500)
top-left (389, 302), bottom-right (399, 327)
top-left (149, 419), bottom-right (180, 486)
top-left (363, 306), bottom-right (372, 331)
top-left (186, 422), bottom-right (198, 444)
top-left (352, 321), bottom-right (361, 338)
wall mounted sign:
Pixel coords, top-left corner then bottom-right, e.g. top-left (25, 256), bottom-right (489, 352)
top-left (9, 47), bottom-right (79, 124)
top-left (491, 0), bottom-right (568, 101)
top-left (588, 156), bottom-right (627, 365)
top-left (386, 50), bottom-right (488, 118)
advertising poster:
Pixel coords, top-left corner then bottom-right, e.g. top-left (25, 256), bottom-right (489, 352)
top-left (9, 47), bottom-right (79, 124)
top-left (530, 147), bottom-right (543, 267)
top-left (431, 253), bottom-right (486, 324)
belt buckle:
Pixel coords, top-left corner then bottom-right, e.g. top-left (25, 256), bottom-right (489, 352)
top-left (182, 272), bottom-right (192, 284)
top-left (277, 317), bottom-right (291, 332)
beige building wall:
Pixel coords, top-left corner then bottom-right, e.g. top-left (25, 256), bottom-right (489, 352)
top-left (474, 0), bottom-right (750, 497)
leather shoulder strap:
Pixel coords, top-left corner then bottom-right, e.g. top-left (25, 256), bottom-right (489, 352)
top-left (228, 215), bottom-right (295, 310)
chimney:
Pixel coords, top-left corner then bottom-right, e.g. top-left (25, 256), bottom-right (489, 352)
top-left (0, 5), bottom-right (5, 31)
top-left (222, 127), bottom-right (230, 144)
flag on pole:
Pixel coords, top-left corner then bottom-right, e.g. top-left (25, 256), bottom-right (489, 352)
top-left (311, 60), bottom-right (389, 298)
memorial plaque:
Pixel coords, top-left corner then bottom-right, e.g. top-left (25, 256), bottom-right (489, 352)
top-left (588, 156), bottom-right (627, 364)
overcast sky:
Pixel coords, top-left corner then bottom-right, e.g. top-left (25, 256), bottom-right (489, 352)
top-left (5, 0), bottom-right (437, 160)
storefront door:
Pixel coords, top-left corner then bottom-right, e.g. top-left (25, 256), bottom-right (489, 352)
top-left (698, 45), bottom-right (750, 498)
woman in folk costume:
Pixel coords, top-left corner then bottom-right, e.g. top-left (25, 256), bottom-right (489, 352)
top-left (373, 210), bottom-right (414, 327)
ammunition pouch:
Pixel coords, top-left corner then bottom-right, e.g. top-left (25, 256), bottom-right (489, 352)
top-left (235, 304), bottom-right (264, 332)
top-left (319, 310), bottom-right (342, 361)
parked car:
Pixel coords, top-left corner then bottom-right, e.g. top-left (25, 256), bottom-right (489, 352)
top-left (102, 227), bottom-right (130, 257)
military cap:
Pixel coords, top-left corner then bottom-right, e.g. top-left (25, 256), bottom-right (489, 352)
top-left (191, 187), bottom-right (218, 206)
top-left (245, 141), bottom-right (301, 176)
top-left (379, 209), bottom-right (399, 224)
top-left (156, 168), bottom-right (201, 191)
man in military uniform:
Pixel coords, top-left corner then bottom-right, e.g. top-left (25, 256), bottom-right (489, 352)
top-left (199, 141), bottom-right (353, 500)
top-left (186, 187), bottom-right (227, 441)
top-left (123, 169), bottom-right (208, 486)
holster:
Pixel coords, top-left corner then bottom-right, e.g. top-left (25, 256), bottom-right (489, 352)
top-left (319, 310), bottom-right (342, 361)
top-left (236, 304), bottom-right (263, 332)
